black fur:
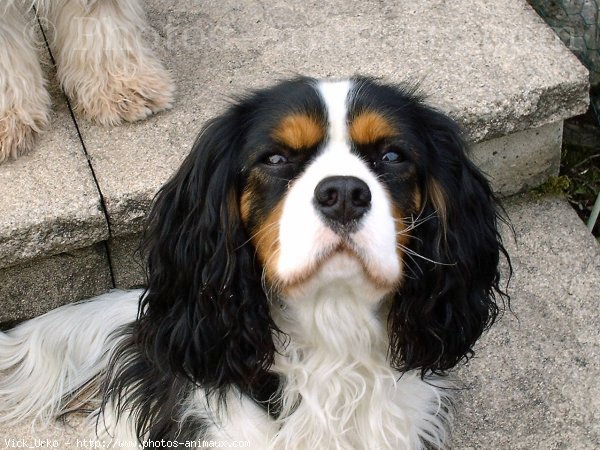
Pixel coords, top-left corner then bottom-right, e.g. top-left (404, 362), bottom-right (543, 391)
top-left (104, 100), bottom-right (276, 441)
top-left (102, 76), bottom-right (510, 442)
top-left (385, 90), bottom-right (511, 374)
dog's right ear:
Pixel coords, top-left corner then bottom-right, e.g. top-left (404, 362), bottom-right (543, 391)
top-left (135, 106), bottom-right (277, 394)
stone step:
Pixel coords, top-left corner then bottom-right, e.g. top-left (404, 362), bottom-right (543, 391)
top-left (454, 195), bottom-right (600, 449)
top-left (0, 0), bottom-right (590, 320)
top-left (1, 194), bottom-right (597, 447)
top-left (0, 25), bottom-right (111, 324)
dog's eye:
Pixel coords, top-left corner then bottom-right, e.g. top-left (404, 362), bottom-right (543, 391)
top-left (381, 151), bottom-right (401, 163)
top-left (264, 154), bottom-right (288, 165)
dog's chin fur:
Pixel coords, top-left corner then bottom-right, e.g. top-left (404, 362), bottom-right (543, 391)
top-left (0, 77), bottom-right (510, 449)
top-left (280, 251), bottom-right (396, 301)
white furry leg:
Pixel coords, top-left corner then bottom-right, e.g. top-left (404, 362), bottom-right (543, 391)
top-left (192, 390), bottom-right (277, 450)
top-left (0, 289), bottom-right (140, 426)
top-left (0, 3), bottom-right (50, 163)
top-left (45, 0), bottom-right (174, 125)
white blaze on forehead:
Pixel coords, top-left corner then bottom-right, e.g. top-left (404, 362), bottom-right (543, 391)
top-left (317, 80), bottom-right (352, 145)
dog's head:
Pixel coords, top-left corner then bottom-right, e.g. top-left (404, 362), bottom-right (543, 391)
top-left (137, 77), bottom-right (509, 392)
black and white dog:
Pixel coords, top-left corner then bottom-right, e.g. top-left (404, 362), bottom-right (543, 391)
top-left (0, 77), bottom-right (510, 449)
top-left (0, 0), bottom-right (173, 163)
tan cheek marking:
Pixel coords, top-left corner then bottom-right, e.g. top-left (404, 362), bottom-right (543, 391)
top-left (272, 114), bottom-right (325, 150)
top-left (428, 179), bottom-right (448, 240)
top-left (250, 200), bottom-right (284, 286)
top-left (240, 190), bottom-right (251, 225)
top-left (240, 186), bottom-right (282, 287)
top-left (390, 202), bottom-right (411, 289)
top-left (349, 111), bottom-right (398, 145)
top-left (391, 204), bottom-right (411, 249)
top-left (413, 188), bottom-right (422, 212)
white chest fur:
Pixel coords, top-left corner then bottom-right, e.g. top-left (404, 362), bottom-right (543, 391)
top-left (205, 258), bottom-right (451, 449)
top-left (265, 266), bottom-right (451, 450)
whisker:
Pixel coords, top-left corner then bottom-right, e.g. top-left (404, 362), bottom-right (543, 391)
top-left (396, 243), bottom-right (455, 266)
top-left (401, 257), bottom-right (422, 280)
top-left (399, 248), bottom-right (425, 276)
top-left (397, 232), bottom-right (424, 245)
top-left (394, 210), bottom-right (437, 228)
top-left (237, 220), bottom-right (280, 250)
top-left (261, 237), bottom-right (283, 301)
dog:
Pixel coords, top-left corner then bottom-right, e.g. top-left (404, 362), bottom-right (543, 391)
top-left (0, 77), bottom-right (510, 449)
top-left (0, 0), bottom-right (174, 163)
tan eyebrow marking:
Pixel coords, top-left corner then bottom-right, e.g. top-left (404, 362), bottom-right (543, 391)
top-left (349, 111), bottom-right (398, 145)
top-left (272, 114), bottom-right (325, 150)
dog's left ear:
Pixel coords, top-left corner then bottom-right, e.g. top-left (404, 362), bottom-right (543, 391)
top-left (135, 106), bottom-right (276, 394)
top-left (388, 103), bottom-right (511, 375)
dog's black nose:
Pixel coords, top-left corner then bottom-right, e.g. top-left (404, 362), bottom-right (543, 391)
top-left (314, 176), bottom-right (371, 226)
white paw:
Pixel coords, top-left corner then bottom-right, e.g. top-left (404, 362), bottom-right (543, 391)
top-left (48, 0), bottom-right (176, 127)
top-left (70, 63), bottom-right (175, 126)
top-left (0, 108), bottom-right (49, 164)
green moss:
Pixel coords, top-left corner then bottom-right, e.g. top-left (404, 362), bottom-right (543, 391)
top-left (530, 175), bottom-right (571, 198)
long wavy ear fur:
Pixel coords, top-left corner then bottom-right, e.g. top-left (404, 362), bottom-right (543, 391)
top-left (140, 108), bottom-right (277, 389)
top-left (388, 103), bottom-right (511, 375)
top-left (104, 104), bottom-right (277, 441)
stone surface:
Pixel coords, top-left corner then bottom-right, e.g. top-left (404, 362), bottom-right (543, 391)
top-left (0, 244), bottom-right (112, 325)
top-left (1, 196), bottom-right (598, 449)
top-left (453, 195), bottom-right (600, 449)
top-left (0, 416), bottom-right (90, 449)
top-left (0, 28), bottom-right (108, 270)
top-left (78, 0), bottom-right (589, 236)
top-left (109, 233), bottom-right (145, 289)
top-left (472, 121), bottom-right (563, 196)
